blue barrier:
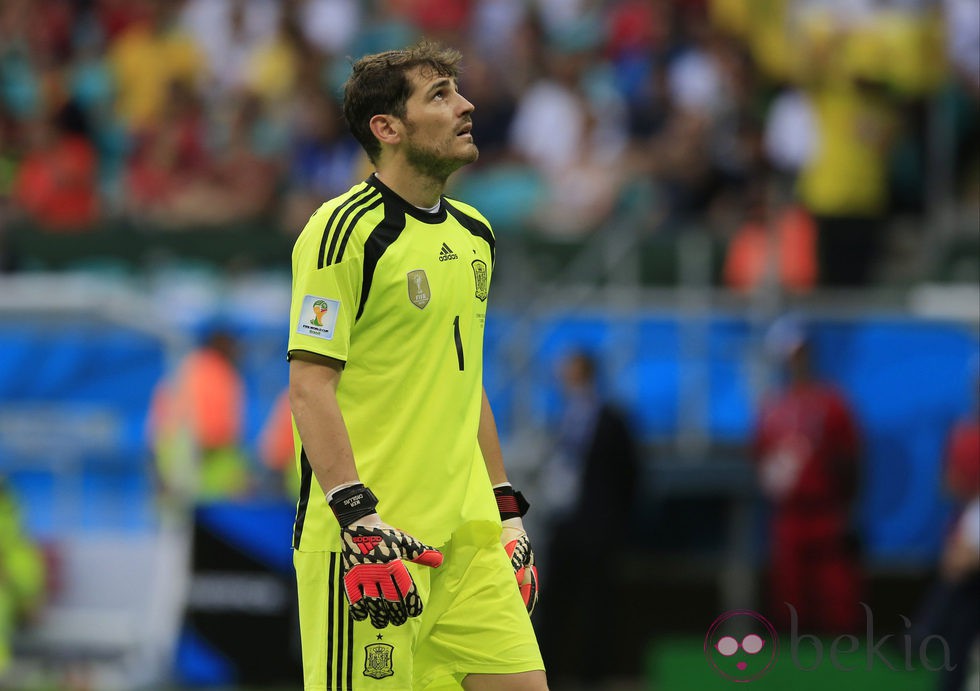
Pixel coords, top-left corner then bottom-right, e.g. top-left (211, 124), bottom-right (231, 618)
top-left (0, 313), bottom-right (976, 562)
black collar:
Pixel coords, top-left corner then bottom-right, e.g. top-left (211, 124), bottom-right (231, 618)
top-left (366, 174), bottom-right (448, 225)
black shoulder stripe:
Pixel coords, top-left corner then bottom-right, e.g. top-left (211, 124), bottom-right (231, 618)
top-left (317, 185), bottom-right (373, 269)
top-left (357, 205), bottom-right (406, 321)
top-left (335, 195), bottom-right (384, 264)
top-left (444, 200), bottom-right (495, 268)
top-left (325, 189), bottom-right (382, 267)
top-left (292, 446), bottom-right (313, 550)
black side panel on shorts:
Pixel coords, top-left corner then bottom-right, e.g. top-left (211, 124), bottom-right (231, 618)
top-left (292, 446), bottom-right (313, 550)
top-left (326, 553), bottom-right (354, 689)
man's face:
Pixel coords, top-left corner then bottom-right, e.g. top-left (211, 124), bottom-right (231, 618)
top-left (399, 66), bottom-right (478, 178)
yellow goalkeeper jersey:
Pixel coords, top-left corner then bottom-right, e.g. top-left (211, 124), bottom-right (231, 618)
top-left (287, 175), bottom-right (499, 552)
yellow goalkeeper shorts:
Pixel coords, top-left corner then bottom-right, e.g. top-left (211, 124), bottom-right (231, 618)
top-left (294, 521), bottom-right (544, 690)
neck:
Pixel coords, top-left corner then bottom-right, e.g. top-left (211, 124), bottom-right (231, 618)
top-left (374, 164), bottom-right (447, 209)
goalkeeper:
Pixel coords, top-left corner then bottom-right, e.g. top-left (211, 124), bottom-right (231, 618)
top-left (287, 40), bottom-right (546, 691)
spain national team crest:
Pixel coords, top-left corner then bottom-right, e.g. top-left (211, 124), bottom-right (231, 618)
top-left (406, 269), bottom-right (430, 309)
top-left (471, 260), bottom-right (488, 302)
top-left (363, 642), bottom-right (394, 679)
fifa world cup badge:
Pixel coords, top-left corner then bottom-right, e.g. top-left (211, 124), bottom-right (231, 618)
top-left (363, 643), bottom-right (395, 679)
top-left (407, 270), bottom-right (430, 309)
top-left (471, 260), bottom-right (488, 301)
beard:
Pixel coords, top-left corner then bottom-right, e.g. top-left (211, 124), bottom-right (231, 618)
top-left (403, 125), bottom-right (479, 181)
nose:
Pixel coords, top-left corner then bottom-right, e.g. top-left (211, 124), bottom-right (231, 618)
top-left (457, 93), bottom-right (475, 115)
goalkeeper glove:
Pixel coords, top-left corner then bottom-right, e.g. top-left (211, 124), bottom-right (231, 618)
top-left (494, 484), bottom-right (539, 614)
top-left (329, 483), bottom-right (443, 628)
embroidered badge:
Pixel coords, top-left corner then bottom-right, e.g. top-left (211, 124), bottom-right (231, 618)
top-left (363, 642), bottom-right (394, 679)
top-left (407, 269), bottom-right (430, 309)
top-left (296, 295), bottom-right (340, 340)
top-left (471, 260), bottom-right (488, 301)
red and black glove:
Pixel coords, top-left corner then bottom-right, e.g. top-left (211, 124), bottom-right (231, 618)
top-left (330, 484), bottom-right (443, 628)
top-left (494, 484), bottom-right (539, 615)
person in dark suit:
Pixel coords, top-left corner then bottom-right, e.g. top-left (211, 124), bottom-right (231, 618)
top-left (536, 350), bottom-right (640, 688)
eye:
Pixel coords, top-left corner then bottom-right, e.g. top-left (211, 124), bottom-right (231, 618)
top-left (742, 634), bottom-right (765, 655)
top-left (715, 636), bottom-right (739, 657)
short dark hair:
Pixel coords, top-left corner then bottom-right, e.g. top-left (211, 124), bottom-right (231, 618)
top-left (342, 40), bottom-right (463, 163)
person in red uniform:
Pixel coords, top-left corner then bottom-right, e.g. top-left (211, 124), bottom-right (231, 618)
top-left (753, 315), bottom-right (863, 633)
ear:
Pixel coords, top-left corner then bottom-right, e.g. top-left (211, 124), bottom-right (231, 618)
top-left (369, 114), bottom-right (401, 147)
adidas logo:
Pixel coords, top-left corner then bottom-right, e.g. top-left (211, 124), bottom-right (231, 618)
top-left (439, 243), bottom-right (458, 262)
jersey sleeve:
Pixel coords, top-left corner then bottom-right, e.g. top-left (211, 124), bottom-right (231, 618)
top-left (287, 207), bottom-right (364, 362)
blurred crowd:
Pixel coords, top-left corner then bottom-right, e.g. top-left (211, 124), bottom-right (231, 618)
top-left (0, 0), bottom-right (978, 288)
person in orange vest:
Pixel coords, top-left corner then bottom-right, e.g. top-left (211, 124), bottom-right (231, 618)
top-left (724, 177), bottom-right (817, 295)
top-left (258, 388), bottom-right (300, 498)
top-left (148, 326), bottom-right (251, 503)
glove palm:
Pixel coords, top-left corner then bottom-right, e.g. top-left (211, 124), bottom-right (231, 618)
top-left (501, 516), bottom-right (539, 614)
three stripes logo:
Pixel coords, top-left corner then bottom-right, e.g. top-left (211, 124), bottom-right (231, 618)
top-left (439, 243), bottom-right (458, 262)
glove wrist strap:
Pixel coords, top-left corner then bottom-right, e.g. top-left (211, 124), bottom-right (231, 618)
top-left (329, 483), bottom-right (379, 527)
top-left (494, 485), bottom-right (530, 520)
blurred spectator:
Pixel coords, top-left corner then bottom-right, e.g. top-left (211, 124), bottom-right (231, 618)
top-left (753, 314), bottom-right (864, 634)
top-left (297, 0), bottom-right (362, 58)
top-left (243, 3), bottom-right (309, 110)
top-left (279, 89), bottom-right (362, 233)
top-left (941, 0), bottom-right (980, 209)
top-left (12, 101), bottom-right (100, 231)
top-left (94, 0), bottom-right (151, 42)
top-left (944, 0), bottom-right (980, 93)
top-left (667, 19), bottom-right (729, 120)
top-left (606, 0), bottom-right (673, 68)
top-left (932, 498), bottom-right (980, 691)
top-left (183, 91), bottom-right (281, 225)
top-left (179, 0), bottom-right (278, 98)
top-left (792, 11), bottom-right (904, 287)
top-left (0, 0), bottom-right (968, 292)
top-left (914, 357), bottom-right (980, 691)
top-left (457, 54), bottom-right (518, 166)
top-left (509, 33), bottom-right (627, 175)
top-left (122, 80), bottom-right (211, 225)
top-left (529, 105), bottom-right (626, 238)
top-left (107, 0), bottom-right (205, 132)
top-left (763, 86), bottom-right (818, 179)
top-left (68, 12), bottom-right (131, 213)
top-left (508, 30), bottom-right (629, 237)
top-left (537, 350), bottom-right (640, 687)
top-left (147, 327), bottom-right (251, 503)
top-left (0, 108), bottom-right (19, 198)
top-left (0, 200), bottom-right (18, 273)
top-left (723, 175), bottom-right (817, 294)
top-left (469, 0), bottom-right (531, 68)
top-left (390, 0), bottom-right (471, 40)
top-left (0, 478), bottom-right (45, 679)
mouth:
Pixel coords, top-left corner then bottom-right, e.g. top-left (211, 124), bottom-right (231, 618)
top-left (456, 123), bottom-right (473, 138)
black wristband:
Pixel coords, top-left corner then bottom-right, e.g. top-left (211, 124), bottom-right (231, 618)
top-left (494, 485), bottom-right (530, 520)
top-left (328, 483), bottom-right (379, 527)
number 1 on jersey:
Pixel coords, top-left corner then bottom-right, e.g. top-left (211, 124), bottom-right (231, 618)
top-left (453, 315), bottom-right (464, 371)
